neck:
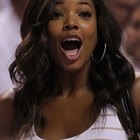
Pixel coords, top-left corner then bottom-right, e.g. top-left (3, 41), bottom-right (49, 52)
top-left (53, 62), bottom-right (92, 97)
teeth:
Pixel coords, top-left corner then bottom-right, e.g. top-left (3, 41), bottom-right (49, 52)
top-left (63, 37), bottom-right (80, 43)
top-left (61, 36), bottom-right (82, 51)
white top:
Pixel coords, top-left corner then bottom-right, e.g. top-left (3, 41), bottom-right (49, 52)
top-left (24, 105), bottom-right (128, 140)
top-left (0, 3), bottom-right (21, 93)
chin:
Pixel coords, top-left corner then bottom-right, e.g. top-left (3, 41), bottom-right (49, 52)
top-left (62, 61), bottom-right (90, 73)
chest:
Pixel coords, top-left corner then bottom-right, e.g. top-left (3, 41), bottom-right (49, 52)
top-left (36, 94), bottom-right (95, 139)
top-left (33, 106), bottom-right (127, 140)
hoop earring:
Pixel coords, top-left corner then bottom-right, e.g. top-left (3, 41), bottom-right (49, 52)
top-left (92, 43), bottom-right (107, 63)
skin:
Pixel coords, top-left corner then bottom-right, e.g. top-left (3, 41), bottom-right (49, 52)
top-left (46, 0), bottom-right (97, 97)
top-left (105, 0), bottom-right (139, 27)
top-left (0, 0), bottom-right (97, 139)
top-left (123, 6), bottom-right (140, 71)
top-left (0, 0), bottom-right (140, 139)
top-left (0, 89), bottom-right (15, 139)
top-left (132, 76), bottom-right (140, 123)
top-left (37, 0), bottom-right (97, 139)
top-left (47, 0), bottom-right (97, 72)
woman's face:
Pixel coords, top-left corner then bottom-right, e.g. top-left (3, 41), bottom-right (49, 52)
top-left (47, 0), bottom-right (97, 72)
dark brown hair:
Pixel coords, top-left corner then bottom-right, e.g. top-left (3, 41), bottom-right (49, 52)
top-left (9, 0), bottom-right (135, 138)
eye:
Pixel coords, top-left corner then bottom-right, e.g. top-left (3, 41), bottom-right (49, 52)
top-left (51, 11), bottom-right (64, 19)
top-left (79, 12), bottom-right (91, 19)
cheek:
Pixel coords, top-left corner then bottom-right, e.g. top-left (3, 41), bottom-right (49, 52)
top-left (82, 23), bottom-right (97, 60)
top-left (83, 21), bottom-right (97, 40)
top-left (47, 21), bottom-right (62, 38)
top-left (84, 23), bottom-right (97, 49)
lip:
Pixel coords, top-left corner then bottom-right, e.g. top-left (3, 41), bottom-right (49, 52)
top-left (60, 35), bottom-right (83, 63)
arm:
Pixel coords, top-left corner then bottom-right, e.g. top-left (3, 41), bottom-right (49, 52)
top-left (0, 89), bottom-right (15, 139)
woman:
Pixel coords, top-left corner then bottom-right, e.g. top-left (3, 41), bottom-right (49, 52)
top-left (0, 0), bottom-right (140, 139)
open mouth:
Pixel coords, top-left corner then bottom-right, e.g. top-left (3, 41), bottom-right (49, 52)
top-left (61, 38), bottom-right (82, 50)
top-left (61, 36), bottom-right (82, 61)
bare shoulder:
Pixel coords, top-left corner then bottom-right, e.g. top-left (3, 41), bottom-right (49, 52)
top-left (132, 74), bottom-right (140, 118)
top-left (0, 88), bottom-right (15, 111)
top-left (132, 75), bottom-right (140, 102)
top-left (0, 88), bottom-right (15, 138)
top-left (0, 88), bottom-right (15, 100)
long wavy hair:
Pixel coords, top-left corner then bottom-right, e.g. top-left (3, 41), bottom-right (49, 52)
top-left (9, 0), bottom-right (135, 139)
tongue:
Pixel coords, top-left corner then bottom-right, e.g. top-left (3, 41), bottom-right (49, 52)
top-left (63, 48), bottom-right (80, 61)
top-left (61, 40), bottom-right (82, 61)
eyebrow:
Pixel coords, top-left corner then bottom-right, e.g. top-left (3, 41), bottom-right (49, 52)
top-left (77, 1), bottom-right (93, 8)
top-left (55, 0), bottom-right (64, 5)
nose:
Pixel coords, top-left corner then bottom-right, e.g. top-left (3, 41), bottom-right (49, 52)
top-left (62, 16), bottom-right (79, 31)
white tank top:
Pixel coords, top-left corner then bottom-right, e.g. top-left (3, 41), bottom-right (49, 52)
top-left (24, 105), bottom-right (128, 140)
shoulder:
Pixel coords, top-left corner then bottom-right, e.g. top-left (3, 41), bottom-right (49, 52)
top-left (0, 88), bottom-right (15, 138)
top-left (0, 88), bottom-right (15, 109)
top-left (132, 73), bottom-right (140, 93)
top-left (132, 74), bottom-right (140, 119)
top-left (132, 74), bottom-right (140, 104)
top-left (0, 88), bottom-right (15, 98)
